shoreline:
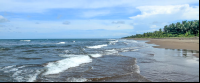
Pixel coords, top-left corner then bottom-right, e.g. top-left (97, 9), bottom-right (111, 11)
top-left (124, 38), bottom-right (199, 58)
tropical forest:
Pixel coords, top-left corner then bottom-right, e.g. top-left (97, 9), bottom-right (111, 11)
top-left (124, 20), bottom-right (199, 38)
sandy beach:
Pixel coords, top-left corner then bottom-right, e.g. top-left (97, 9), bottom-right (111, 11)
top-left (125, 38), bottom-right (199, 58)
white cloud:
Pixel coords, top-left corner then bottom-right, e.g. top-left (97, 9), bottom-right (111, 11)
top-left (0, 15), bottom-right (10, 23)
top-left (112, 33), bottom-right (130, 36)
top-left (63, 20), bottom-right (133, 30)
top-left (0, 25), bottom-right (4, 27)
top-left (35, 22), bottom-right (40, 24)
top-left (63, 21), bottom-right (70, 25)
top-left (0, 19), bottom-right (135, 38)
top-left (0, 0), bottom-right (199, 38)
top-left (181, 6), bottom-right (199, 20)
top-left (128, 4), bottom-right (199, 35)
top-left (82, 10), bottom-right (110, 18)
top-left (112, 21), bottom-right (125, 24)
top-left (1, 19), bottom-right (134, 33)
top-left (129, 4), bottom-right (199, 20)
top-left (150, 25), bottom-right (157, 28)
top-left (0, 0), bottom-right (198, 13)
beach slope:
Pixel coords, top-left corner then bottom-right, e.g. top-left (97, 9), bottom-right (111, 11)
top-left (126, 38), bottom-right (199, 57)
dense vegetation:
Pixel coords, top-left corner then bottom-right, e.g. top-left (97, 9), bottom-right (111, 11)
top-left (124, 20), bottom-right (199, 38)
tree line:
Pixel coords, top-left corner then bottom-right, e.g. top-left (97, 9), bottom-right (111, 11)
top-left (124, 20), bottom-right (199, 38)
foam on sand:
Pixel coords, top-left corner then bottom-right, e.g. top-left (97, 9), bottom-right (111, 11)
top-left (64, 77), bottom-right (88, 82)
top-left (133, 60), bottom-right (140, 74)
top-left (87, 44), bottom-right (107, 49)
top-left (43, 55), bottom-right (92, 75)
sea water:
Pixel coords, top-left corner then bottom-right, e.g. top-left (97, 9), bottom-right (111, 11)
top-left (0, 39), bottom-right (199, 82)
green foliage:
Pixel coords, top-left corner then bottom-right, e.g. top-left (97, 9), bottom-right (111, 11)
top-left (124, 20), bottom-right (199, 38)
top-left (185, 31), bottom-right (190, 37)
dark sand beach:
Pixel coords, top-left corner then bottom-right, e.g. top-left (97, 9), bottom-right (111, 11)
top-left (126, 38), bottom-right (199, 58)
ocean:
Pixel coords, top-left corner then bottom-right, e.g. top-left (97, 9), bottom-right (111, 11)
top-left (0, 39), bottom-right (199, 82)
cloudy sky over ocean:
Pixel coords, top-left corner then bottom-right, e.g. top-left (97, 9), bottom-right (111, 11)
top-left (0, 0), bottom-right (199, 39)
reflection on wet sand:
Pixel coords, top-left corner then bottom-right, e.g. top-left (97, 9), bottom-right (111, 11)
top-left (120, 42), bottom-right (199, 82)
top-left (165, 48), bottom-right (199, 58)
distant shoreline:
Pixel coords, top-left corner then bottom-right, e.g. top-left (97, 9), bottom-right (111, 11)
top-left (124, 38), bottom-right (199, 58)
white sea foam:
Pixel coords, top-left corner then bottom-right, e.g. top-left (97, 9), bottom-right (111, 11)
top-left (65, 77), bottom-right (87, 82)
top-left (134, 60), bottom-right (140, 74)
top-left (89, 54), bottom-right (102, 58)
top-left (44, 55), bottom-right (92, 75)
top-left (120, 39), bottom-right (137, 43)
top-left (17, 66), bottom-right (26, 69)
top-left (108, 39), bottom-right (116, 40)
top-left (12, 70), bottom-right (23, 77)
top-left (119, 47), bottom-right (139, 52)
top-left (20, 40), bottom-right (31, 42)
top-left (132, 40), bottom-right (138, 43)
top-left (87, 44), bottom-right (107, 49)
top-left (122, 50), bottom-right (129, 52)
top-left (59, 54), bottom-right (102, 58)
top-left (105, 49), bottom-right (118, 55)
top-left (82, 48), bottom-right (85, 51)
top-left (109, 40), bottom-right (118, 45)
top-left (56, 42), bottom-right (65, 44)
top-left (2, 65), bottom-right (18, 73)
top-left (12, 70), bottom-right (23, 81)
top-left (131, 49), bottom-right (139, 51)
top-left (123, 42), bottom-right (129, 45)
top-left (1, 65), bottom-right (41, 82)
top-left (27, 70), bottom-right (41, 82)
top-left (9, 68), bottom-right (18, 72)
top-left (64, 50), bottom-right (70, 53)
top-left (134, 65), bottom-right (140, 74)
top-left (58, 54), bottom-right (81, 57)
top-left (13, 69), bottom-right (41, 82)
top-left (2, 65), bottom-right (16, 69)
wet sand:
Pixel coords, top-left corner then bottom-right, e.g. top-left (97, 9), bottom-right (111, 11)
top-left (125, 38), bottom-right (199, 58)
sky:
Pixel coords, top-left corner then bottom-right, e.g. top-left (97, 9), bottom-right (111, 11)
top-left (0, 0), bottom-right (199, 39)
